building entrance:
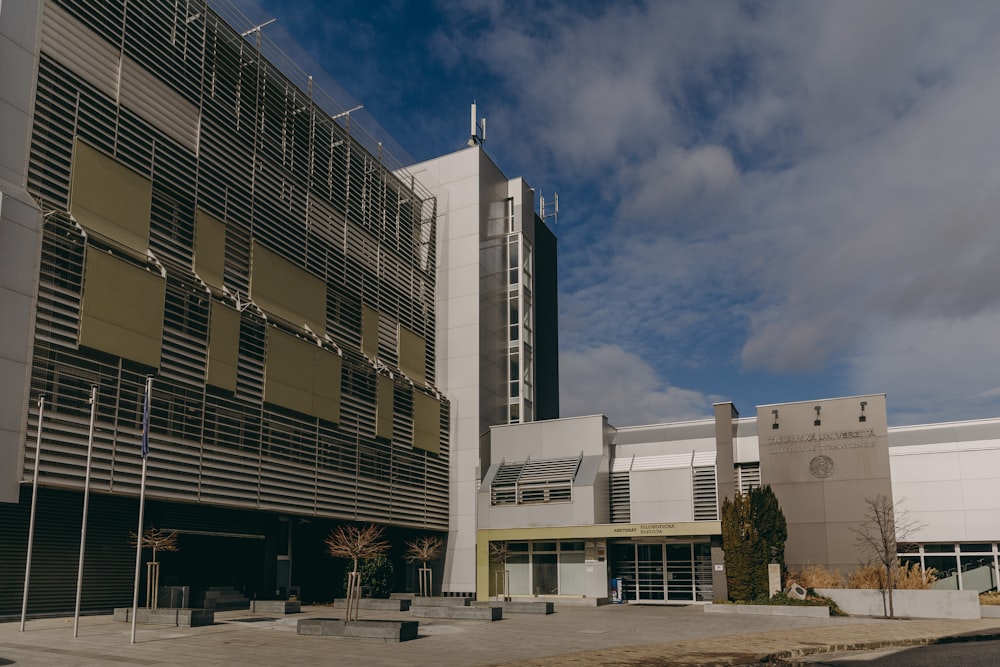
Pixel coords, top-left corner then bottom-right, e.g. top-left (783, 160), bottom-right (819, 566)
top-left (611, 541), bottom-right (713, 603)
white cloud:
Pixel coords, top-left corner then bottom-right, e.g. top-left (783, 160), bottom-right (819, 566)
top-left (434, 0), bottom-right (1000, 423)
top-left (559, 345), bottom-right (717, 426)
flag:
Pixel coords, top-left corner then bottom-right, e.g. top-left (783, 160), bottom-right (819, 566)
top-left (141, 380), bottom-right (151, 459)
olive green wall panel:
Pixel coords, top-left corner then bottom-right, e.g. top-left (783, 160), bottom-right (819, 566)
top-left (376, 374), bottom-right (394, 440)
top-left (195, 209), bottom-right (226, 291)
top-left (69, 139), bottom-right (152, 257)
top-left (78, 249), bottom-right (165, 368)
top-left (251, 242), bottom-right (326, 334)
top-left (206, 301), bottom-right (239, 391)
top-left (264, 327), bottom-right (341, 423)
top-left (412, 390), bottom-right (440, 454)
top-left (398, 325), bottom-right (426, 385)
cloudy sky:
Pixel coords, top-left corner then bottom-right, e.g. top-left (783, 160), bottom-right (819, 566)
top-left (231, 0), bottom-right (1000, 427)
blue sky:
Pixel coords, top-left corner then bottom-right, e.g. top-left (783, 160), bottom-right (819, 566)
top-left (229, 0), bottom-right (1000, 427)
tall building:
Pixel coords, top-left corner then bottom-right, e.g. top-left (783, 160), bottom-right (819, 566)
top-left (476, 397), bottom-right (1000, 603)
top-left (408, 131), bottom-right (559, 594)
top-left (0, 0), bottom-right (451, 615)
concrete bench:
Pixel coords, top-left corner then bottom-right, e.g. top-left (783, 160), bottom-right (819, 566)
top-left (407, 597), bottom-right (472, 607)
top-left (474, 600), bottom-right (554, 614)
top-left (251, 600), bottom-right (301, 614)
top-left (409, 605), bottom-right (502, 621)
top-left (333, 598), bottom-right (411, 611)
top-left (297, 618), bottom-right (419, 642)
top-left (113, 607), bottom-right (215, 627)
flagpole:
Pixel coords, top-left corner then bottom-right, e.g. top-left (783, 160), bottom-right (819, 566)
top-left (73, 385), bottom-right (98, 638)
top-left (20, 395), bottom-right (46, 632)
top-left (130, 376), bottom-right (152, 644)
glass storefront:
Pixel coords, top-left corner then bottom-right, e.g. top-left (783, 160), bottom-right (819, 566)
top-left (900, 543), bottom-right (999, 592)
top-left (611, 541), bottom-right (713, 603)
top-left (491, 540), bottom-right (587, 597)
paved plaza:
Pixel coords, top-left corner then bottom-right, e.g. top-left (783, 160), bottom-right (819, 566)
top-left (4, 604), bottom-right (1000, 666)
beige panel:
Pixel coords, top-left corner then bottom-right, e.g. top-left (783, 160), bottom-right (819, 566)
top-left (398, 325), bottom-right (426, 384)
top-left (264, 328), bottom-right (314, 416)
top-left (195, 209), bottom-right (227, 290)
top-left (264, 327), bottom-right (341, 423)
top-left (70, 139), bottom-right (152, 256)
top-left (206, 302), bottom-right (239, 391)
top-left (41, 2), bottom-right (120, 98)
top-left (376, 374), bottom-right (394, 440)
top-left (78, 249), bottom-right (165, 368)
top-left (312, 346), bottom-right (342, 424)
top-left (251, 242), bottom-right (326, 333)
top-left (412, 390), bottom-right (440, 454)
top-left (361, 305), bottom-right (379, 358)
top-left (119, 55), bottom-right (200, 153)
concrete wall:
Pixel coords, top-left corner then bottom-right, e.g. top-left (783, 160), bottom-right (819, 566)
top-left (758, 395), bottom-right (892, 572)
top-left (0, 0), bottom-right (43, 503)
top-left (816, 588), bottom-right (981, 619)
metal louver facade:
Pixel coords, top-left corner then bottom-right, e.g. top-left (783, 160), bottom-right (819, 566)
top-left (10, 0), bottom-right (449, 561)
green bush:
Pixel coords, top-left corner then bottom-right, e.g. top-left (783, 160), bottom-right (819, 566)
top-left (721, 485), bottom-right (787, 602)
top-left (343, 553), bottom-right (395, 599)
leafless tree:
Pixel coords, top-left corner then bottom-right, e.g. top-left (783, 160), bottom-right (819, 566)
top-left (404, 536), bottom-right (444, 569)
top-left (129, 528), bottom-right (179, 608)
top-left (324, 524), bottom-right (389, 621)
top-left (850, 494), bottom-right (922, 618)
top-left (489, 541), bottom-right (511, 601)
top-left (405, 536), bottom-right (444, 597)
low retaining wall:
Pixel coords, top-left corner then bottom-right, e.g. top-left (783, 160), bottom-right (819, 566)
top-left (297, 618), bottom-right (419, 642)
top-left (410, 605), bottom-right (502, 621)
top-left (816, 588), bottom-right (981, 619)
top-left (980, 606), bottom-right (1000, 619)
top-left (113, 607), bottom-right (214, 627)
top-left (251, 600), bottom-right (301, 614)
top-left (333, 598), bottom-right (411, 611)
top-left (704, 604), bottom-right (829, 618)
top-left (474, 601), bottom-right (554, 614)
top-left (408, 597), bottom-right (472, 607)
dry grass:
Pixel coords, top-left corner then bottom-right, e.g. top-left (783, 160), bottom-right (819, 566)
top-left (846, 561), bottom-right (937, 590)
top-left (787, 564), bottom-right (845, 589)
top-left (980, 591), bottom-right (1000, 606)
top-left (787, 561), bottom-right (936, 590)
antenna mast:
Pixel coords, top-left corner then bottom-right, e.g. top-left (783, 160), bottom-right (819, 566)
top-left (468, 101), bottom-right (486, 146)
top-left (539, 192), bottom-right (559, 225)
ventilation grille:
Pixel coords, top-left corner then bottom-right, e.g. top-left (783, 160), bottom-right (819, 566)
top-left (736, 462), bottom-right (761, 494)
top-left (692, 466), bottom-right (719, 522)
top-left (610, 471), bottom-right (630, 523)
top-left (490, 457), bottom-right (580, 506)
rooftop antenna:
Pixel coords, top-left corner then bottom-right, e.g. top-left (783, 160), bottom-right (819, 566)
top-left (241, 18), bottom-right (276, 38)
top-left (468, 101), bottom-right (486, 147)
top-left (539, 192), bottom-right (559, 225)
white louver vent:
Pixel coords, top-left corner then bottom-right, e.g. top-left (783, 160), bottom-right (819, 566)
top-left (692, 466), bottom-right (718, 521)
top-left (735, 462), bottom-right (761, 494)
top-left (610, 471), bottom-right (630, 523)
top-left (490, 457), bottom-right (580, 505)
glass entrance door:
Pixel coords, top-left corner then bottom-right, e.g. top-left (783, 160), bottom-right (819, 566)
top-left (611, 541), bottom-right (713, 603)
top-left (665, 544), bottom-right (694, 601)
top-left (636, 544), bottom-right (664, 601)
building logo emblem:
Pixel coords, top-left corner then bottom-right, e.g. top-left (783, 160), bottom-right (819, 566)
top-left (809, 455), bottom-right (834, 479)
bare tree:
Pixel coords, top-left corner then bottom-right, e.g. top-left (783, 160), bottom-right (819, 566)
top-left (489, 541), bottom-right (511, 601)
top-left (404, 536), bottom-right (444, 597)
top-left (129, 528), bottom-right (179, 608)
top-left (850, 494), bottom-right (922, 618)
top-left (324, 524), bottom-right (389, 621)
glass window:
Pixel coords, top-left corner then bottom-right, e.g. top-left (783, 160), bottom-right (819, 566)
top-left (559, 551), bottom-right (585, 595)
top-left (507, 542), bottom-right (529, 552)
top-left (960, 543), bottom-right (993, 553)
top-left (507, 554), bottom-right (530, 595)
top-left (532, 554), bottom-right (558, 595)
top-left (533, 542), bottom-right (557, 553)
top-left (924, 544), bottom-right (957, 553)
top-left (960, 555), bottom-right (995, 592)
top-left (560, 541), bottom-right (585, 552)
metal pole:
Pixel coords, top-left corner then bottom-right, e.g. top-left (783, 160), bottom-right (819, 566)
top-left (73, 386), bottom-right (98, 638)
top-left (130, 376), bottom-right (153, 644)
top-left (20, 396), bottom-right (46, 631)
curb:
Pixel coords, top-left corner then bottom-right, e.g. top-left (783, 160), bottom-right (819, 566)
top-left (763, 630), bottom-right (1000, 663)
